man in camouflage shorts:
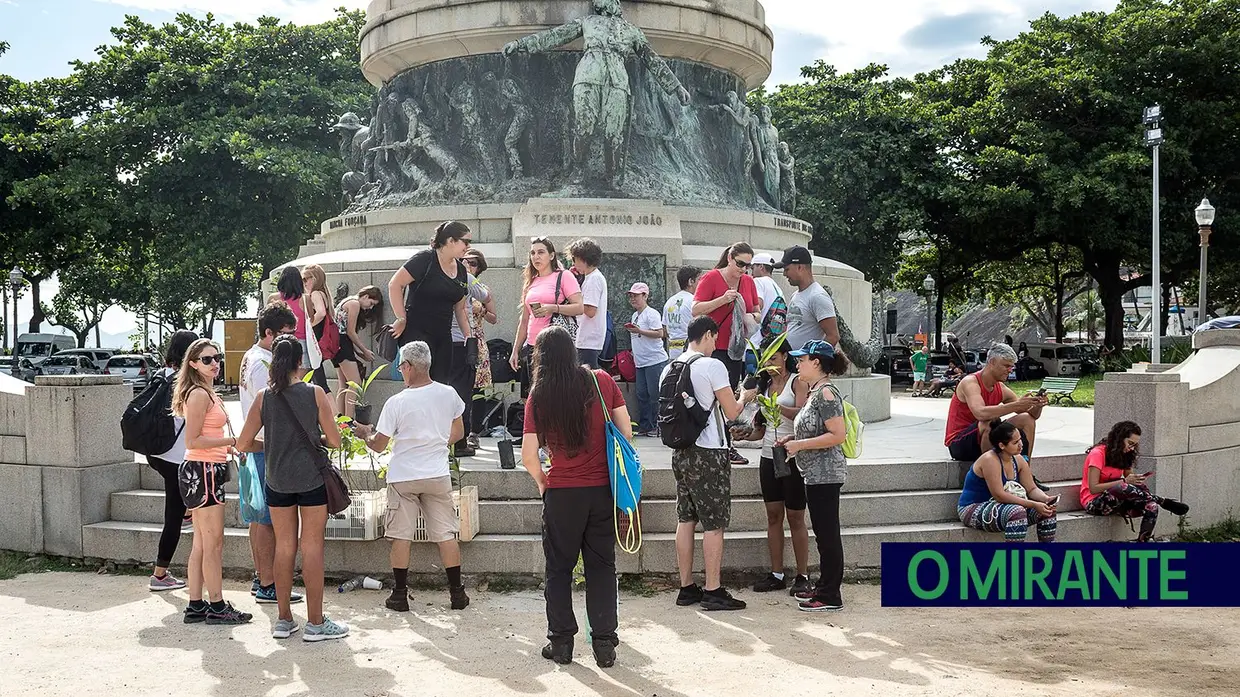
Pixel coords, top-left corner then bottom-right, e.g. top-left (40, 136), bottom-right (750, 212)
top-left (672, 448), bottom-right (732, 531)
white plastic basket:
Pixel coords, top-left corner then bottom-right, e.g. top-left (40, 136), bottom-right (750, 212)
top-left (409, 485), bottom-right (480, 542)
top-left (325, 490), bottom-right (385, 541)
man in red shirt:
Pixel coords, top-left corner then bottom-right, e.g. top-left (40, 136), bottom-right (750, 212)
top-left (944, 343), bottom-right (1047, 462)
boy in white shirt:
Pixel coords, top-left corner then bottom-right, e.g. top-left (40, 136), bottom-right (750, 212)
top-left (626, 282), bottom-right (668, 436)
top-left (663, 266), bottom-right (701, 360)
top-left (567, 238), bottom-right (608, 368)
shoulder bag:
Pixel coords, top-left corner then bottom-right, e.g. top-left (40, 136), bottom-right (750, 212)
top-left (550, 270), bottom-right (579, 340)
top-left (275, 389), bottom-right (351, 514)
top-left (589, 370), bottom-right (642, 553)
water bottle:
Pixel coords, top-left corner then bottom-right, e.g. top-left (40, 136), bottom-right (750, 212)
top-left (338, 575), bottom-right (367, 593)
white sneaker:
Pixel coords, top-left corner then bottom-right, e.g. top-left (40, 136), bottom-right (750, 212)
top-left (148, 573), bottom-right (186, 592)
top-left (272, 618), bottom-right (300, 639)
top-left (303, 617), bottom-right (349, 642)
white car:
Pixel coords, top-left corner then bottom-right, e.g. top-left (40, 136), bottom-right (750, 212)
top-left (105, 354), bottom-right (155, 389)
top-left (55, 348), bottom-right (116, 372)
top-left (37, 354), bottom-right (100, 376)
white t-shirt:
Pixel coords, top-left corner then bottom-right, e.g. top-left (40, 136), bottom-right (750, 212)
top-left (239, 344), bottom-right (272, 440)
top-left (376, 382), bottom-right (466, 483)
top-left (663, 290), bottom-right (695, 352)
top-left (749, 275), bottom-right (783, 346)
top-left (152, 367), bottom-right (187, 463)
top-left (630, 306), bottom-right (668, 368)
top-left (576, 269), bottom-right (608, 351)
top-left (660, 350), bottom-right (731, 450)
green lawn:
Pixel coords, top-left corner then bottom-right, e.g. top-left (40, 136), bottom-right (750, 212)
top-left (1007, 374), bottom-right (1098, 407)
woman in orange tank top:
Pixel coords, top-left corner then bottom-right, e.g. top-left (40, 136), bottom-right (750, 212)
top-left (172, 339), bottom-right (252, 625)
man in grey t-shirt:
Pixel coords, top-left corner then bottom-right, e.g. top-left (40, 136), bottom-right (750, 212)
top-left (775, 246), bottom-right (839, 351)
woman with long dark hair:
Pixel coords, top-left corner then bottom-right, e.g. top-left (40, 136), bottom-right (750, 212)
top-left (957, 419), bottom-right (1059, 544)
top-left (174, 339), bottom-right (251, 625)
top-left (333, 285), bottom-right (384, 417)
top-left (1080, 421), bottom-right (1189, 541)
top-left (146, 329), bottom-right (198, 592)
top-left (521, 326), bottom-right (630, 668)
top-left (237, 335), bottom-right (346, 641)
top-left (300, 264), bottom-right (334, 396)
top-left (386, 221), bottom-right (474, 383)
top-left (508, 237), bottom-right (584, 391)
top-left (776, 341), bottom-right (852, 612)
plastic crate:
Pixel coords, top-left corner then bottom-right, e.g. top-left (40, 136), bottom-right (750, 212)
top-left (325, 490), bottom-right (385, 541)
top-left (410, 485), bottom-right (480, 542)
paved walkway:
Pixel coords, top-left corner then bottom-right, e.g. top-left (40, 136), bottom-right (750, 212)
top-left (0, 572), bottom-right (1231, 697)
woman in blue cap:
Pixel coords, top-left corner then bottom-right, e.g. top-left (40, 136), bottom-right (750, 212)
top-left (776, 340), bottom-right (850, 612)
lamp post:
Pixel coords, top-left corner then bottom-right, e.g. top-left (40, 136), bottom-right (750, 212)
top-left (1195, 197), bottom-right (1216, 327)
top-left (8, 267), bottom-right (23, 351)
top-left (922, 274), bottom-right (936, 350)
top-left (1143, 105), bottom-right (1164, 362)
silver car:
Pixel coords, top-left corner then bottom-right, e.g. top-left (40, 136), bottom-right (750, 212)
top-left (105, 354), bottom-right (154, 389)
top-left (38, 354), bottom-right (99, 376)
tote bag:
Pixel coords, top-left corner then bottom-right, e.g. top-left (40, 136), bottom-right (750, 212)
top-left (590, 371), bottom-right (642, 553)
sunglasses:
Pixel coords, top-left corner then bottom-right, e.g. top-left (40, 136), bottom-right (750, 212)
top-left (198, 355), bottom-right (224, 366)
top-left (733, 259), bottom-right (750, 269)
top-left (531, 236), bottom-right (550, 244)
top-left (463, 258), bottom-right (479, 267)
top-left (457, 237), bottom-right (472, 248)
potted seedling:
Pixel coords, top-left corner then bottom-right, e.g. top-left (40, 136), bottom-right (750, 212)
top-left (746, 334), bottom-right (790, 471)
top-left (342, 363), bottom-right (389, 425)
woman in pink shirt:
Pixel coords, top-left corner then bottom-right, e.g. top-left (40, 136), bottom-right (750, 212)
top-left (509, 237), bottom-right (584, 392)
top-left (1080, 421), bottom-right (1189, 541)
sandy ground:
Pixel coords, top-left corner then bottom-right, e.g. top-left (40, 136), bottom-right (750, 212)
top-left (1, 572), bottom-right (1237, 697)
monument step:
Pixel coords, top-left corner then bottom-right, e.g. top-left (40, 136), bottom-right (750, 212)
top-left (81, 512), bottom-right (1127, 577)
top-left (109, 480), bottom-right (1085, 534)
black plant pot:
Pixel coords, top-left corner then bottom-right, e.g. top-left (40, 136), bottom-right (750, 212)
top-left (354, 404), bottom-right (373, 426)
top-left (772, 444), bottom-right (788, 473)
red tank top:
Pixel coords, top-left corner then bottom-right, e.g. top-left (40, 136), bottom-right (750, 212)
top-left (944, 372), bottom-right (1004, 445)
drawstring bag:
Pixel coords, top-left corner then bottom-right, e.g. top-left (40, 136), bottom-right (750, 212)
top-left (590, 371), bottom-right (642, 553)
top-left (727, 296), bottom-right (747, 361)
top-left (239, 454), bottom-right (266, 520)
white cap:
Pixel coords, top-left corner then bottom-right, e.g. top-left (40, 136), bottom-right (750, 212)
top-left (752, 253), bottom-right (776, 267)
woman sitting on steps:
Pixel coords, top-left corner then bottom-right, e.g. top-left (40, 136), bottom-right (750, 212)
top-left (957, 420), bottom-right (1059, 542)
top-left (1080, 421), bottom-right (1189, 541)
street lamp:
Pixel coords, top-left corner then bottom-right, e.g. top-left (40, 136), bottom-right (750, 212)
top-left (1195, 197), bottom-right (1216, 327)
top-left (1143, 105), bottom-right (1164, 362)
top-left (9, 267), bottom-right (23, 350)
top-left (922, 274), bottom-right (936, 350)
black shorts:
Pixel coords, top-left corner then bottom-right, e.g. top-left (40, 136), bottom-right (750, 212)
top-left (179, 460), bottom-right (229, 510)
top-left (330, 334), bottom-right (357, 366)
top-left (759, 456), bottom-right (806, 510)
top-left (265, 484), bottom-right (328, 508)
top-left (947, 422), bottom-right (1029, 462)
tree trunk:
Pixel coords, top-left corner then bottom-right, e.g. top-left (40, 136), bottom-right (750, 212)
top-left (934, 288), bottom-right (945, 351)
top-left (1160, 282), bottom-right (1172, 337)
top-left (94, 316), bottom-right (101, 348)
top-left (1054, 280), bottom-right (1067, 342)
top-left (27, 276), bottom-right (45, 333)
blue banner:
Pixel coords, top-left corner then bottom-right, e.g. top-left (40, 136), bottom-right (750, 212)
top-left (880, 543), bottom-right (1238, 607)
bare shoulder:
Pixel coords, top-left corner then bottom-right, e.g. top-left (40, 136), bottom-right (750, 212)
top-left (819, 385), bottom-right (837, 401)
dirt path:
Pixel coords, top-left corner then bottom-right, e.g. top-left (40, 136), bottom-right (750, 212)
top-left (1, 572), bottom-right (1235, 697)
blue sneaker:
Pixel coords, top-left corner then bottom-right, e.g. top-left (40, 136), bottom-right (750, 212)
top-left (250, 577), bottom-right (261, 595)
top-left (303, 617), bottom-right (349, 642)
top-left (255, 584), bottom-right (303, 604)
top-left (272, 618), bottom-right (300, 639)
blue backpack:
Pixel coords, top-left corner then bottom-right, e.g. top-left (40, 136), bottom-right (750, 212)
top-left (600, 311), bottom-right (617, 362)
top-left (590, 371), bottom-right (642, 553)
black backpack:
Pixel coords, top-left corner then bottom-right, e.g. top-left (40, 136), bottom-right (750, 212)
top-left (120, 372), bottom-right (183, 457)
top-left (658, 354), bottom-right (712, 449)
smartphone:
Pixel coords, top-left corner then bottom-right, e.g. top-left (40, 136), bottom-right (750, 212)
top-left (624, 322), bottom-right (637, 329)
top-left (530, 302), bottom-right (542, 311)
top-left (1142, 471), bottom-right (1155, 479)
top-left (1045, 494), bottom-right (1060, 507)
top-left (1037, 388), bottom-right (1047, 397)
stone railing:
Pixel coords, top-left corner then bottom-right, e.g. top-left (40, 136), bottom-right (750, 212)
top-left (1094, 329), bottom-right (1240, 533)
top-left (0, 375), bottom-right (135, 556)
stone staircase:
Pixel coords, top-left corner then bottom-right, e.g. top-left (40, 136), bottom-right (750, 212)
top-left (81, 443), bottom-right (1128, 577)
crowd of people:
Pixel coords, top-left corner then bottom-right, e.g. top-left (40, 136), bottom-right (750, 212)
top-left (135, 222), bottom-right (1191, 665)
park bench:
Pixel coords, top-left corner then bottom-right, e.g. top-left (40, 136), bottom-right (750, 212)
top-left (1038, 377), bottom-right (1081, 405)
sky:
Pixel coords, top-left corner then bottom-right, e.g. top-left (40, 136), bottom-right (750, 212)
top-left (0, 0), bottom-right (1118, 341)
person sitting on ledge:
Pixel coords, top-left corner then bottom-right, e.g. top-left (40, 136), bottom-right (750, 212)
top-left (1080, 421), bottom-right (1189, 541)
top-left (925, 359), bottom-right (964, 398)
top-left (944, 343), bottom-right (1046, 462)
top-left (957, 420), bottom-right (1058, 542)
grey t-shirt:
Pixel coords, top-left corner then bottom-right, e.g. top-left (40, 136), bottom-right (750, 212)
top-left (260, 382), bottom-right (325, 494)
top-left (784, 282), bottom-right (836, 351)
top-left (792, 384), bottom-right (847, 485)
top-left (450, 274), bottom-right (490, 343)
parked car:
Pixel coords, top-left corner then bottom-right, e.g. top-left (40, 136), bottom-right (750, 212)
top-left (55, 348), bottom-right (116, 372)
top-left (37, 354), bottom-right (100, 376)
top-left (1075, 343), bottom-right (1102, 374)
top-left (1025, 343), bottom-right (1082, 377)
top-left (104, 354), bottom-right (155, 389)
top-left (14, 333), bottom-right (76, 368)
top-left (874, 345), bottom-right (914, 383)
top-left (0, 356), bottom-right (14, 378)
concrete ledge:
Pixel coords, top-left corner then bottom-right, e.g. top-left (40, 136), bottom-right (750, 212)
top-left (24, 381), bottom-right (132, 467)
top-left (1193, 328), bottom-right (1240, 349)
top-left (1189, 423), bottom-right (1240, 452)
top-left (42, 462), bottom-right (140, 558)
top-left (0, 463), bottom-right (43, 553)
top-left (34, 375), bottom-right (124, 386)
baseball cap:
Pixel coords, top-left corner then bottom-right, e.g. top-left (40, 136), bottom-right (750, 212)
top-left (774, 246), bottom-right (813, 269)
top-left (627, 282), bottom-right (650, 295)
top-left (789, 340), bottom-right (836, 359)
top-left (751, 252), bottom-right (776, 267)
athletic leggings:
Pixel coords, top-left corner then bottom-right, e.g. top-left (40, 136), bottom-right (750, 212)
top-left (1085, 481), bottom-right (1160, 541)
top-left (806, 483), bottom-right (844, 603)
top-left (148, 456), bottom-right (188, 568)
top-left (958, 499), bottom-right (1056, 542)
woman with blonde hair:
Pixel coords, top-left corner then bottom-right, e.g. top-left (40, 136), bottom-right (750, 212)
top-left (300, 264), bottom-right (333, 396)
top-left (174, 339), bottom-right (252, 625)
top-left (508, 237), bottom-right (584, 393)
top-left (333, 285), bottom-right (384, 417)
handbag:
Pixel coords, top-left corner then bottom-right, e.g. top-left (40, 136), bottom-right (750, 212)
top-left (728, 295), bottom-right (747, 361)
top-left (317, 297), bottom-right (341, 360)
top-left (275, 390), bottom-right (351, 515)
top-left (589, 371), bottom-right (642, 553)
top-left (464, 337), bottom-right (480, 366)
top-left (376, 325), bottom-right (398, 362)
top-left (239, 453), bottom-right (266, 520)
top-left (549, 270), bottom-right (578, 340)
top-left (303, 296), bottom-right (324, 369)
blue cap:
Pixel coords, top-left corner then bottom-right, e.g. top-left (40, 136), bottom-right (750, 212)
top-left (789, 340), bottom-right (836, 359)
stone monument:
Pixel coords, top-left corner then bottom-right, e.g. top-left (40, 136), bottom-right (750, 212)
top-left (282, 0), bottom-right (891, 420)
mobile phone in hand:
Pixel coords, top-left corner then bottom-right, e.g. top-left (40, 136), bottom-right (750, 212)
top-left (1142, 471), bottom-right (1155, 479)
top-left (1045, 494), bottom-right (1060, 507)
top-left (530, 302), bottom-right (542, 311)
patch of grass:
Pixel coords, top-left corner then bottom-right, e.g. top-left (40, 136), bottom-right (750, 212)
top-left (0, 551), bottom-right (97, 580)
top-left (1176, 518), bottom-right (1240, 542)
top-left (1007, 374), bottom-right (1098, 407)
top-left (618, 573), bottom-right (660, 597)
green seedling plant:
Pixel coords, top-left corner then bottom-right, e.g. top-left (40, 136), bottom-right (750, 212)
top-left (746, 333), bottom-right (789, 434)
top-left (340, 363), bottom-right (390, 416)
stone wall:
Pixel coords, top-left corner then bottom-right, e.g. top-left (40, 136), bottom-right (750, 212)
top-left (1094, 329), bottom-right (1240, 534)
top-left (0, 375), bottom-right (136, 557)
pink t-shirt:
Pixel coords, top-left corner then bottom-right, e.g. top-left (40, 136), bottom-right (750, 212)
top-left (1079, 445), bottom-right (1127, 508)
top-left (524, 270), bottom-right (581, 346)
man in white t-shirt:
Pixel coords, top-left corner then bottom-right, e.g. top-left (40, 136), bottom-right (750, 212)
top-left (238, 302), bottom-right (302, 604)
top-left (356, 340), bottom-right (469, 613)
top-left (626, 282), bottom-right (668, 436)
top-left (659, 316), bottom-right (745, 612)
top-left (663, 266), bottom-right (701, 359)
top-left (775, 245), bottom-right (839, 352)
top-left (568, 238), bottom-right (608, 368)
top-left (748, 253), bottom-right (784, 347)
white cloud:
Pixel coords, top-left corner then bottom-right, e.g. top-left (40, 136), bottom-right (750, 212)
top-left (91, 0), bottom-right (366, 24)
